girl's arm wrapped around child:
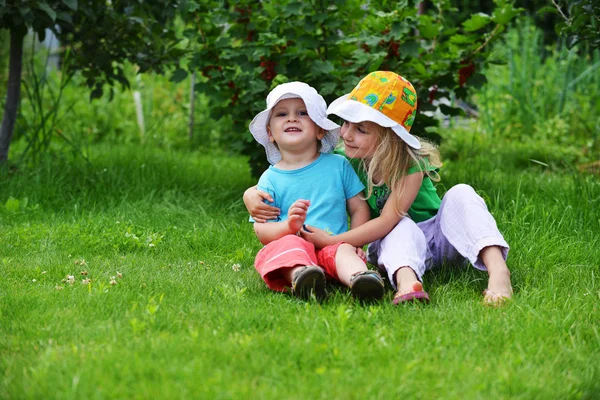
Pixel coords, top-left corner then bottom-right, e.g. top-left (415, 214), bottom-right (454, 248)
top-left (301, 172), bottom-right (424, 248)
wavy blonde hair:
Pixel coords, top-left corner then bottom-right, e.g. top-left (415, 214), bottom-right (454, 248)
top-left (360, 124), bottom-right (442, 217)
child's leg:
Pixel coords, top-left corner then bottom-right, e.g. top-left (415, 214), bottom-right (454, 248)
top-left (318, 243), bottom-right (384, 300)
top-left (394, 267), bottom-right (425, 297)
top-left (426, 184), bottom-right (512, 304)
top-left (255, 234), bottom-right (321, 292)
top-left (334, 243), bottom-right (368, 286)
top-left (480, 246), bottom-right (512, 303)
top-left (368, 218), bottom-right (429, 300)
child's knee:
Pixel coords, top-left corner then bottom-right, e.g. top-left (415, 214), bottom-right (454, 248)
top-left (445, 184), bottom-right (475, 200)
top-left (336, 243), bottom-right (355, 255)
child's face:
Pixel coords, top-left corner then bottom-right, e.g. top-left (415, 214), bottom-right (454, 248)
top-left (267, 98), bottom-right (324, 151)
top-left (340, 121), bottom-right (379, 160)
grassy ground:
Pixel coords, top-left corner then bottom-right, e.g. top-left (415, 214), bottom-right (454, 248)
top-left (1, 135), bottom-right (599, 399)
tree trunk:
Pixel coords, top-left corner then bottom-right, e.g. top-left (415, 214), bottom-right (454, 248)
top-left (0, 28), bottom-right (25, 164)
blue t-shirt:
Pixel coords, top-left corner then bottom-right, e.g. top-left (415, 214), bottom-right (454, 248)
top-left (252, 153), bottom-right (364, 235)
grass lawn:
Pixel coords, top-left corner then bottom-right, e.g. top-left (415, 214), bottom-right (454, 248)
top-left (1, 137), bottom-right (599, 399)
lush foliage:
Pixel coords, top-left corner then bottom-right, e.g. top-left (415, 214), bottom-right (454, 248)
top-left (1, 136), bottom-right (599, 398)
top-left (12, 53), bottom-right (220, 163)
top-left (473, 19), bottom-right (600, 167)
top-left (547, 0), bottom-right (600, 49)
top-left (0, 0), bottom-right (187, 163)
top-left (182, 0), bottom-right (522, 176)
top-left (0, 0), bottom-right (184, 98)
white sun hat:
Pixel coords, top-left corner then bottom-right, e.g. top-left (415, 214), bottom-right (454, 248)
top-left (327, 71), bottom-right (421, 149)
top-left (249, 81), bottom-right (341, 165)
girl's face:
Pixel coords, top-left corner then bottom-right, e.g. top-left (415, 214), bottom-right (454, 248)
top-left (340, 121), bottom-right (380, 160)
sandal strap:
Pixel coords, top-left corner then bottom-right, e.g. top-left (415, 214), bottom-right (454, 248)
top-left (350, 270), bottom-right (382, 283)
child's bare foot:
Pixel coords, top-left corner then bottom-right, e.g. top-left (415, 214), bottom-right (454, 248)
top-left (393, 267), bottom-right (430, 304)
top-left (484, 270), bottom-right (513, 306)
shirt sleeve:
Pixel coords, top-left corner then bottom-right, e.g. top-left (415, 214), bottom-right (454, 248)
top-left (249, 172), bottom-right (280, 223)
top-left (341, 157), bottom-right (365, 199)
top-left (407, 157), bottom-right (438, 175)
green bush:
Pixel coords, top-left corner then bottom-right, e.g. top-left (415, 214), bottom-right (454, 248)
top-left (184, 0), bottom-right (522, 177)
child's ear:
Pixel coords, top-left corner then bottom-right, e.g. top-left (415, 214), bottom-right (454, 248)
top-left (267, 126), bottom-right (275, 143)
top-left (317, 128), bottom-right (325, 140)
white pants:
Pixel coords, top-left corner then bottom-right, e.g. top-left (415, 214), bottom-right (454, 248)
top-left (367, 184), bottom-right (509, 289)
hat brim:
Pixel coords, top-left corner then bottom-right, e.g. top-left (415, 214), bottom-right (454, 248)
top-left (250, 93), bottom-right (341, 165)
top-left (327, 94), bottom-right (421, 150)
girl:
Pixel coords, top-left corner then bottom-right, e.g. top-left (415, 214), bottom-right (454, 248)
top-left (245, 71), bottom-right (513, 305)
top-left (249, 81), bottom-right (385, 302)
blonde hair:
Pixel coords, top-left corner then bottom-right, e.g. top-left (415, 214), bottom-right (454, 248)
top-left (361, 125), bottom-right (442, 217)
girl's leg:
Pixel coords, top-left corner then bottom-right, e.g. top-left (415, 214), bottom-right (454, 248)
top-left (368, 218), bottom-right (429, 300)
top-left (394, 266), bottom-right (425, 298)
top-left (426, 184), bottom-right (512, 304)
top-left (480, 246), bottom-right (512, 303)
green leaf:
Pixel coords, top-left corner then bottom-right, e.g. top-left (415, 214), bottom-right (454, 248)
top-left (62, 0), bottom-right (77, 11)
top-left (462, 13), bottom-right (491, 32)
top-left (439, 104), bottom-right (463, 117)
top-left (187, 1), bottom-right (199, 12)
top-left (38, 2), bottom-right (57, 22)
top-left (449, 34), bottom-right (478, 45)
top-left (467, 73), bottom-right (487, 89)
top-left (537, 6), bottom-right (558, 15)
top-left (400, 40), bottom-right (419, 58)
top-left (418, 16), bottom-right (438, 39)
top-left (57, 11), bottom-right (73, 23)
top-left (5, 197), bottom-right (20, 213)
top-left (284, 2), bottom-right (302, 16)
top-left (170, 68), bottom-right (188, 83)
top-left (90, 86), bottom-right (103, 100)
top-left (311, 60), bottom-right (334, 75)
top-left (491, 4), bottom-right (523, 25)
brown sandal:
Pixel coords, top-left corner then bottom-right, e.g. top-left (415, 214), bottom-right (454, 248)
top-left (291, 266), bottom-right (327, 301)
top-left (350, 270), bottom-right (385, 302)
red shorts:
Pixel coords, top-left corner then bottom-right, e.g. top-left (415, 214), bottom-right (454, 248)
top-left (255, 235), bottom-right (345, 292)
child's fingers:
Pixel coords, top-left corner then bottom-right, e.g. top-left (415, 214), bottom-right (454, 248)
top-left (257, 190), bottom-right (275, 203)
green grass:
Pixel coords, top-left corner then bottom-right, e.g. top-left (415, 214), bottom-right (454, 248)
top-left (1, 138), bottom-right (599, 399)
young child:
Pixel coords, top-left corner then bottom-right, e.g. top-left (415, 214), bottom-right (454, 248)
top-left (248, 81), bottom-right (385, 301)
top-left (245, 72), bottom-right (513, 306)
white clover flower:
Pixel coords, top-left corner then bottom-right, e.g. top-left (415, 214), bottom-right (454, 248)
top-left (55, 285), bottom-right (64, 291)
top-left (67, 275), bottom-right (75, 285)
top-left (41, 271), bottom-right (47, 274)
top-left (149, 243), bottom-right (155, 247)
top-left (32, 279), bottom-right (37, 282)
top-left (117, 272), bottom-right (123, 279)
top-left (110, 279), bottom-right (117, 285)
top-left (232, 264), bottom-right (241, 272)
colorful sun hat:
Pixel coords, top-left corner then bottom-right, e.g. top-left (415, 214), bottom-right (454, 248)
top-left (250, 82), bottom-right (341, 165)
top-left (327, 71), bottom-right (420, 149)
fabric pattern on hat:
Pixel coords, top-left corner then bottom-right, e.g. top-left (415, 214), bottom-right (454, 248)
top-left (349, 71), bottom-right (417, 133)
top-left (326, 71), bottom-right (421, 149)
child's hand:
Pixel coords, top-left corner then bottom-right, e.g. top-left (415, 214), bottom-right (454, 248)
top-left (355, 247), bottom-right (367, 263)
top-left (287, 199), bottom-right (310, 233)
top-left (300, 225), bottom-right (336, 249)
top-left (244, 186), bottom-right (280, 223)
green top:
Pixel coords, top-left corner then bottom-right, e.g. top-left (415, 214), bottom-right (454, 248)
top-left (335, 148), bottom-right (441, 223)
